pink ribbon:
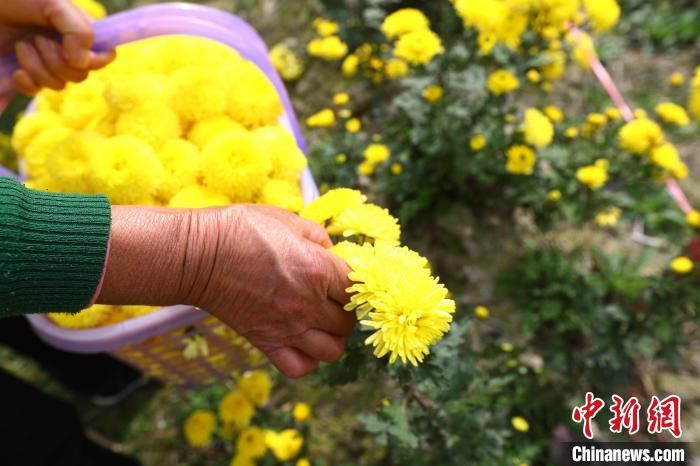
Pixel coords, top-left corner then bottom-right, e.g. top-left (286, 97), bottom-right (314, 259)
top-left (568, 25), bottom-right (694, 215)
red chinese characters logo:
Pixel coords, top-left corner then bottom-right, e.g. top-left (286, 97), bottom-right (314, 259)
top-left (609, 394), bottom-right (641, 435)
top-left (572, 392), bottom-right (605, 439)
top-left (647, 395), bottom-right (682, 438)
top-left (571, 393), bottom-right (683, 439)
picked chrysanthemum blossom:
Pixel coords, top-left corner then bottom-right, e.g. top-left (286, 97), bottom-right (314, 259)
top-left (332, 241), bottom-right (455, 366)
top-left (301, 189), bottom-right (455, 366)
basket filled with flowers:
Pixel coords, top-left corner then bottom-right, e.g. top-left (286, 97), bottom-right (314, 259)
top-left (0, 2), bottom-right (318, 386)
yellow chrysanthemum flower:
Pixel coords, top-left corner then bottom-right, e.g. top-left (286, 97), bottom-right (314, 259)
top-left (527, 69), bottom-right (541, 83)
top-left (385, 58), bottom-right (409, 79)
top-left (548, 189), bottom-right (562, 201)
top-left (90, 135), bottom-right (164, 204)
top-left (168, 185), bottom-right (231, 209)
top-left (567, 30), bottom-right (597, 69)
top-left (227, 62), bottom-right (284, 129)
top-left (381, 8), bottom-right (430, 39)
top-left (565, 127), bottom-right (579, 138)
top-left (104, 72), bottom-right (171, 113)
top-left (477, 32), bottom-right (497, 55)
top-left (470, 135), bottom-right (487, 151)
top-left (292, 402), bottom-right (311, 422)
top-left (300, 188), bottom-right (367, 225)
top-left (229, 454), bottom-right (255, 466)
top-left (238, 370), bottom-right (272, 407)
top-left (671, 256), bottom-right (693, 275)
top-left (686, 210), bottom-right (700, 228)
top-left (329, 203), bottom-right (401, 245)
top-left (668, 72), bottom-right (685, 87)
top-left (307, 36), bottom-right (348, 60)
top-left (451, 0), bottom-right (508, 31)
top-left (259, 180), bottom-right (304, 212)
top-left (346, 118), bottom-right (362, 133)
top-left (59, 76), bottom-right (109, 130)
top-left (253, 126), bottom-right (307, 182)
top-left (219, 390), bottom-right (255, 429)
top-left (156, 139), bottom-right (200, 201)
top-left (183, 410), bottom-right (216, 448)
top-left (11, 111), bottom-right (65, 153)
top-left (605, 107), bottom-right (622, 120)
top-left (265, 429), bottom-right (304, 462)
top-left (364, 143), bottom-right (391, 164)
top-left (393, 28), bottom-right (444, 65)
top-left (474, 305), bottom-right (490, 320)
top-left (269, 43), bottom-right (304, 81)
top-left (341, 54), bottom-right (360, 77)
top-left (170, 67), bottom-right (230, 123)
top-left (313, 18), bottom-right (340, 37)
top-left (297, 459), bottom-right (311, 466)
top-left (306, 109), bottom-right (336, 128)
top-left (505, 145), bottom-right (536, 175)
top-left (114, 104), bottom-right (181, 149)
top-left (188, 117), bottom-right (245, 150)
top-left (650, 143), bottom-right (688, 180)
top-left (335, 241), bottom-right (454, 366)
top-left (655, 102), bottom-right (690, 127)
top-left (46, 131), bottom-right (104, 193)
top-left (522, 108), bottom-right (554, 148)
top-left (333, 93), bottom-right (350, 106)
top-left (423, 84), bottom-right (444, 103)
top-left (23, 126), bottom-right (75, 181)
top-left (690, 67), bottom-right (700, 119)
top-left (201, 130), bottom-right (272, 202)
top-left (543, 105), bottom-right (564, 123)
top-left (71, 0), bottom-right (107, 19)
top-left (595, 207), bottom-right (622, 227)
top-left (236, 426), bottom-right (267, 458)
top-left (583, 0), bottom-right (620, 33)
top-left (576, 162), bottom-right (608, 190)
top-left (511, 416), bottom-right (530, 432)
top-left (618, 118), bottom-right (665, 155)
top-left (540, 50), bottom-right (566, 82)
top-left (487, 69), bottom-right (520, 96)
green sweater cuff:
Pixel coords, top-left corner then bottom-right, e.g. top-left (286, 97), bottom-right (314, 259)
top-left (0, 177), bottom-right (111, 317)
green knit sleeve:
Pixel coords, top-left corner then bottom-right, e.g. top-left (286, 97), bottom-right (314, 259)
top-left (0, 177), bottom-right (111, 317)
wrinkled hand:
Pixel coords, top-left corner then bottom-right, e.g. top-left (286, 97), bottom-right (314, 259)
top-left (185, 205), bottom-right (355, 378)
top-left (0, 0), bottom-right (115, 94)
top-left (100, 204), bottom-right (355, 379)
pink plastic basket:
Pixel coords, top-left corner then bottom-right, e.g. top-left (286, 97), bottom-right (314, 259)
top-left (0, 3), bottom-right (318, 386)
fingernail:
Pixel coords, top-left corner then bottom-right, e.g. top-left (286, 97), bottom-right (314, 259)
top-left (35, 36), bottom-right (51, 54)
top-left (65, 36), bottom-right (90, 69)
top-left (15, 41), bottom-right (29, 55)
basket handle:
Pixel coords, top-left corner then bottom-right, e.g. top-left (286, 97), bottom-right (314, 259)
top-left (0, 2), bottom-right (307, 153)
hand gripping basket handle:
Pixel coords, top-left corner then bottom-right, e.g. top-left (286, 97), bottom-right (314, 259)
top-left (0, 2), bottom-right (307, 153)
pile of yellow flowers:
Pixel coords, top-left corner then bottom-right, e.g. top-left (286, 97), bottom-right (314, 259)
top-left (183, 370), bottom-right (312, 466)
top-left (300, 189), bottom-right (455, 366)
top-left (12, 35), bottom-right (309, 327)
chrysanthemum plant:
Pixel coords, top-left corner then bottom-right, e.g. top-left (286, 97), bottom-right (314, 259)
top-left (297, 1), bottom-right (700, 464)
